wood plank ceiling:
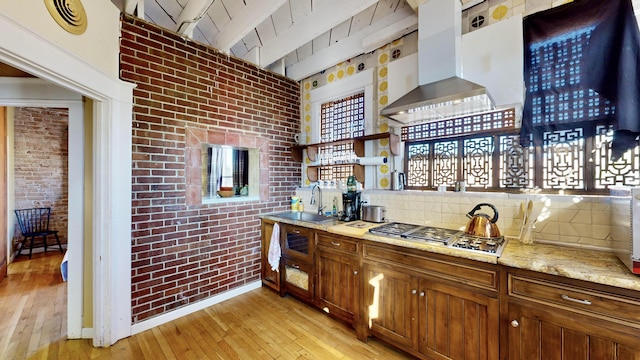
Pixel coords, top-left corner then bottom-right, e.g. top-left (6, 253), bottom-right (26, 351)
top-left (111, 0), bottom-right (452, 81)
top-left (0, 1), bottom-right (483, 80)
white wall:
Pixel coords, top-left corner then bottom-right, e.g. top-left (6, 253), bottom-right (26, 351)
top-left (0, 0), bottom-right (121, 77)
top-left (0, 3), bottom-right (134, 347)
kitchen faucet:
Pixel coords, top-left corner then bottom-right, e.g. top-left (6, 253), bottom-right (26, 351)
top-left (310, 182), bottom-right (325, 215)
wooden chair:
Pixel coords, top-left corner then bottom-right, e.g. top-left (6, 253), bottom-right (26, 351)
top-left (14, 207), bottom-right (62, 259)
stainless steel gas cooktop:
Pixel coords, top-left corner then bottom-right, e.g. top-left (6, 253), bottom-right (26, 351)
top-left (369, 222), bottom-right (507, 256)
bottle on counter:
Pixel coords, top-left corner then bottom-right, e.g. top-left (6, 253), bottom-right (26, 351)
top-left (347, 176), bottom-right (356, 192)
top-left (332, 197), bottom-right (337, 216)
top-left (298, 198), bottom-right (304, 212)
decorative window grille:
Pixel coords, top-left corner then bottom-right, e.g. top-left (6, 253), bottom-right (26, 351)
top-left (317, 92), bottom-right (365, 181)
top-left (594, 125), bottom-right (640, 189)
top-left (401, 108), bottom-right (516, 142)
top-left (463, 137), bottom-right (493, 188)
top-left (402, 15), bottom-right (640, 194)
top-left (499, 135), bottom-right (534, 188)
top-left (405, 118), bottom-right (639, 193)
top-left (320, 93), bottom-right (365, 142)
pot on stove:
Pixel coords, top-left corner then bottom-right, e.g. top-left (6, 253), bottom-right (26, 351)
top-left (362, 205), bottom-right (386, 223)
top-left (464, 203), bottom-right (500, 238)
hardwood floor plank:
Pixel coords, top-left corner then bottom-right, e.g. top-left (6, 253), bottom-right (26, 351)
top-left (0, 252), bottom-right (412, 359)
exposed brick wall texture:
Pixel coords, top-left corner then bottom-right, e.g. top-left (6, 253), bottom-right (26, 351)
top-left (120, 15), bottom-right (301, 323)
top-left (13, 107), bottom-right (69, 249)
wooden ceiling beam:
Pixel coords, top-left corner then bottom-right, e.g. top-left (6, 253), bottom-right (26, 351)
top-left (212, 0), bottom-right (288, 54)
top-left (286, 7), bottom-right (417, 81)
top-left (258, 0), bottom-right (378, 68)
top-left (404, 0), bottom-right (427, 13)
top-left (175, 0), bottom-right (215, 37)
top-left (123, 0), bottom-right (144, 17)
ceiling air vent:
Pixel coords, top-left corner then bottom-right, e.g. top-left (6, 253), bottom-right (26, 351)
top-left (44, 0), bottom-right (88, 35)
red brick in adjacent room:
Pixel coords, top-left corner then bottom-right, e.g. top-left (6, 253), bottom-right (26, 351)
top-left (13, 107), bottom-right (69, 251)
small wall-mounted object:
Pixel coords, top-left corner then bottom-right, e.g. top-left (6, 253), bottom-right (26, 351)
top-left (44, 0), bottom-right (88, 35)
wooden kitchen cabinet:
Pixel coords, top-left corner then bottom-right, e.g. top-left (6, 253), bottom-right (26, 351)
top-left (364, 262), bottom-right (419, 350)
top-left (260, 220), bottom-right (280, 292)
top-left (315, 233), bottom-right (360, 325)
top-left (281, 224), bottom-right (315, 301)
top-left (363, 241), bottom-right (500, 359)
top-left (507, 271), bottom-right (640, 359)
top-left (418, 280), bottom-right (499, 359)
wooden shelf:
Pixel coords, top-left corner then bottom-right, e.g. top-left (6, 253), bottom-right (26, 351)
top-left (289, 132), bottom-right (400, 163)
top-left (306, 164), bottom-right (364, 183)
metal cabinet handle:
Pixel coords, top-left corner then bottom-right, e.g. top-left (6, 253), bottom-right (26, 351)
top-left (511, 320), bottom-right (519, 328)
top-left (292, 230), bottom-right (300, 234)
top-left (353, 270), bottom-right (358, 275)
top-left (331, 241), bottom-right (341, 246)
top-left (561, 294), bottom-right (592, 305)
top-left (411, 289), bottom-right (417, 295)
top-left (291, 264), bottom-right (300, 269)
top-left (419, 291), bottom-right (425, 297)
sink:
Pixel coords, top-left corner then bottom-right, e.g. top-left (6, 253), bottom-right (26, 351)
top-left (270, 212), bottom-right (335, 223)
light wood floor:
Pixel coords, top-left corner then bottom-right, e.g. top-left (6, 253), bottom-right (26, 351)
top-left (0, 252), bottom-right (411, 359)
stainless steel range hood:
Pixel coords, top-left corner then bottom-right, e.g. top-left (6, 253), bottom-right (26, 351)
top-left (381, 0), bottom-right (495, 123)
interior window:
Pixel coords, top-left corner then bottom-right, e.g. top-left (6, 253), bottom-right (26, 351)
top-left (202, 145), bottom-right (251, 199)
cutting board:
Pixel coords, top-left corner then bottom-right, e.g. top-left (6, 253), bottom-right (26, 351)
top-left (327, 221), bottom-right (382, 237)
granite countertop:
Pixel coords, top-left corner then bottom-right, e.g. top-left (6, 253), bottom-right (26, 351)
top-left (261, 212), bottom-right (640, 292)
top-left (499, 240), bottom-right (640, 291)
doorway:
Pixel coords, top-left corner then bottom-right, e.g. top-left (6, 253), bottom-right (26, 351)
top-left (0, 12), bottom-right (134, 346)
top-left (11, 107), bottom-right (69, 258)
top-left (0, 89), bottom-right (85, 340)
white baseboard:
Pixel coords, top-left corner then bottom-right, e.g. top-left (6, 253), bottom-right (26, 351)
top-left (81, 327), bottom-right (94, 339)
top-left (130, 280), bottom-right (262, 335)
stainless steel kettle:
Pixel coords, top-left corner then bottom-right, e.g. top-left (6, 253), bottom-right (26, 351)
top-left (391, 170), bottom-right (406, 191)
top-left (464, 203), bottom-right (501, 238)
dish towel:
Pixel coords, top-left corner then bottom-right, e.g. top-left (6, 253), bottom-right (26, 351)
top-left (268, 222), bottom-right (281, 272)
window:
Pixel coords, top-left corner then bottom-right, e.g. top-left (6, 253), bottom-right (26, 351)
top-left (404, 2), bottom-right (640, 194)
top-left (317, 92), bottom-right (365, 182)
top-left (201, 144), bottom-right (260, 202)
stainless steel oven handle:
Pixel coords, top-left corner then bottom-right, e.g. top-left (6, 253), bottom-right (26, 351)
top-left (561, 294), bottom-right (592, 305)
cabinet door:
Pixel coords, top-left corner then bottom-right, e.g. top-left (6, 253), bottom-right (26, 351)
top-left (261, 221), bottom-right (280, 291)
top-left (283, 225), bottom-right (313, 262)
top-left (316, 248), bottom-right (359, 324)
top-left (283, 258), bottom-right (314, 302)
top-left (364, 262), bottom-right (419, 350)
top-left (508, 302), bottom-right (640, 359)
top-left (418, 280), bottom-right (499, 360)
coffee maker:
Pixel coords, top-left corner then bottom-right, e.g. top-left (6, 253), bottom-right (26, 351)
top-left (340, 191), bottom-right (361, 222)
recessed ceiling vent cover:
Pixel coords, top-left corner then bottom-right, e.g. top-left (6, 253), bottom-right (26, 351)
top-left (44, 0), bottom-right (88, 35)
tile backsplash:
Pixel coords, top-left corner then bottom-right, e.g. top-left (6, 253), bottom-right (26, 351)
top-left (296, 188), bottom-right (615, 252)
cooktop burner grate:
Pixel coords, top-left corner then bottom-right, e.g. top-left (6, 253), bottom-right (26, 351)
top-left (368, 222), bottom-right (421, 237)
top-left (369, 222), bottom-right (507, 256)
top-left (403, 227), bottom-right (459, 244)
top-left (449, 233), bottom-right (506, 255)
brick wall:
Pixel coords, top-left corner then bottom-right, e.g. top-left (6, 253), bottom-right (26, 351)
top-left (13, 107), bottom-right (69, 249)
top-left (120, 15), bottom-right (301, 323)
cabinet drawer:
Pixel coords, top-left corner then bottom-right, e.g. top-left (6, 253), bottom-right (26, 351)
top-left (509, 274), bottom-right (640, 326)
top-left (363, 242), bottom-right (498, 292)
top-left (316, 233), bottom-right (358, 254)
